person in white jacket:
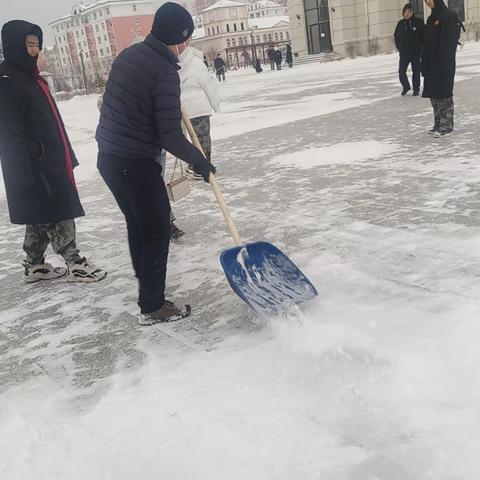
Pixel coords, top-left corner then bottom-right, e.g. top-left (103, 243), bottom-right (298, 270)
top-left (178, 47), bottom-right (221, 179)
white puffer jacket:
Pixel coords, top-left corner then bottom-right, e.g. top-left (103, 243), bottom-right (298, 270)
top-left (178, 47), bottom-right (221, 119)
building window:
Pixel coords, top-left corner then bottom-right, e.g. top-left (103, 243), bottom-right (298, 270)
top-left (234, 23), bottom-right (237, 31)
top-left (76, 31), bottom-right (79, 38)
top-left (263, 34), bottom-right (266, 41)
top-left (226, 39), bottom-right (231, 47)
top-left (93, 12), bottom-right (97, 20)
top-left (207, 27), bottom-right (211, 35)
top-left (96, 25), bottom-right (99, 32)
top-left (409, 0), bottom-right (425, 18)
top-left (100, 48), bottom-right (104, 56)
top-left (78, 42), bottom-right (82, 50)
top-left (227, 24), bottom-right (230, 32)
top-left (102, 23), bottom-right (106, 30)
top-left (274, 33), bottom-right (278, 41)
top-left (241, 22), bottom-right (244, 30)
top-left (286, 31), bottom-right (289, 39)
top-left (232, 38), bottom-right (236, 46)
top-left (239, 37), bottom-right (243, 45)
top-left (104, 35), bottom-right (108, 41)
top-left (256, 34), bottom-right (260, 43)
top-left (98, 36), bottom-right (102, 43)
top-left (280, 32), bottom-right (283, 40)
top-left (133, 5), bottom-right (137, 11)
top-left (216, 25), bottom-right (220, 34)
top-left (268, 33), bottom-right (272, 41)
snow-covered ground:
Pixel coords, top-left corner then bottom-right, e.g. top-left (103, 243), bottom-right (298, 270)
top-left (1, 44), bottom-right (480, 479)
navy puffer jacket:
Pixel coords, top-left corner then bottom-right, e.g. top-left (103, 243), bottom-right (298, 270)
top-left (96, 34), bottom-right (206, 166)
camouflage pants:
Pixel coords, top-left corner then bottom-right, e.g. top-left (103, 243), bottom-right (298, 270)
top-left (23, 219), bottom-right (81, 266)
top-left (191, 116), bottom-right (212, 162)
top-left (431, 97), bottom-right (454, 133)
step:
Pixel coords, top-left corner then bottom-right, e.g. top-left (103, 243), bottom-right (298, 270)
top-left (293, 52), bottom-right (344, 65)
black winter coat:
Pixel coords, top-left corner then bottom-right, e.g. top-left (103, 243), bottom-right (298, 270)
top-left (394, 16), bottom-right (425, 57)
top-left (214, 57), bottom-right (225, 73)
top-left (96, 34), bottom-right (207, 168)
top-left (286, 45), bottom-right (293, 63)
top-left (0, 21), bottom-right (84, 225)
top-left (274, 50), bottom-right (282, 64)
top-left (422, 3), bottom-right (459, 99)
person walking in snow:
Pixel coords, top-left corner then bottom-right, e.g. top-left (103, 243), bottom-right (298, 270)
top-left (255, 58), bottom-right (263, 73)
top-left (394, 3), bottom-right (425, 96)
top-left (286, 44), bottom-right (293, 68)
top-left (96, 3), bottom-right (215, 325)
top-left (214, 53), bottom-right (226, 81)
top-left (0, 20), bottom-right (107, 284)
top-left (274, 48), bottom-right (282, 70)
top-left (267, 46), bottom-right (276, 70)
top-left (422, 0), bottom-right (460, 137)
top-left (179, 46), bottom-right (221, 180)
top-left (203, 54), bottom-right (209, 69)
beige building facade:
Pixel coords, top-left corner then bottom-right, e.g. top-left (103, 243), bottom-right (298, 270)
top-left (288, 0), bottom-right (480, 58)
top-left (192, 0), bottom-right (291, 67)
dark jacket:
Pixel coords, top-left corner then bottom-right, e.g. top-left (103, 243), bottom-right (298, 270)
top-left (214, 57), bottom-right (225, 73)
top-left (96, 34), bottom-right (206, 167)
top-left (274, 50), bottom-right (282, 64)
top-left (0, 20), bottom-right (84, 225)
top-left (422, 0), bottom-right (459, 98)
top-left (286, 45), bottom-right (293, 64)
top-left (267, 48), bottom-right (275, 61)
top-left (394, 5), bottom-right (425, 57)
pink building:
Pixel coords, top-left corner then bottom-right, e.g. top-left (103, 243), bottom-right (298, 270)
top-left (49, 0), bottom-right (155, 90)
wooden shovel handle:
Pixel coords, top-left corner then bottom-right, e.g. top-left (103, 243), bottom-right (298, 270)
top-left (181, 106), bottom-right (242, 246)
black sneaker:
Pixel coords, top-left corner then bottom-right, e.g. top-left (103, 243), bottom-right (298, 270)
top-left (413, 90), bottom-right (420, 96)
top-left (171, 222), bottom-right (185, 241)
top-left (139, 301), bottom-right (192, 326)
top-left (401, 88), bottom-right (410, 96)
top-left (433, 129), bottom-right (453, 138)
top-left (428, 127), bottom-right (439, 135)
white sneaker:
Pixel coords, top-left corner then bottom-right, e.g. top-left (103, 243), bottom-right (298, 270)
top-left (67, 257), bottom-right (107, 283)
top-left (23, 261), bottom-right (67, 283)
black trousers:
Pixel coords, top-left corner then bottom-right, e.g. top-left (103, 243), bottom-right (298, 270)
top-left (399, 54), bottom-right (421, 92)
top-left (98, 153), bottom-right (171, 314)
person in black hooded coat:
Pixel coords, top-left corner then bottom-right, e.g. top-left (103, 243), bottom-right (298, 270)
top-left (0, 20), bottom-right (106, 283)
top-left (422, 0), bottom-right (459, 136)
top-left (394, 3), bottom-right (425, 96)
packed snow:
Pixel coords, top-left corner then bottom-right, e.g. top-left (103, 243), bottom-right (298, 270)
top-left (1, 43), bottom-right (480, 479)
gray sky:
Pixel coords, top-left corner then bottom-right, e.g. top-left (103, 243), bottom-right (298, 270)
top-left (1, 0), bottom-right (165, 46)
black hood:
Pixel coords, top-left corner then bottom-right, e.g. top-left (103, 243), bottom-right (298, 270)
top-left (432, 0), bottom-right (447, 11)
top-left (1, 20), bottom-right (43, 74)
top-left (403, 3), bottom-right (414, 15)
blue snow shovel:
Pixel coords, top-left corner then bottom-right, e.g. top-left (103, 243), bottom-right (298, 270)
top-left (182, 108), bottom-right (318, 314)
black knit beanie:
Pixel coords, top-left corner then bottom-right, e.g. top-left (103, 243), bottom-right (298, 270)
top-left (151, 2), bottom-right (194, 45)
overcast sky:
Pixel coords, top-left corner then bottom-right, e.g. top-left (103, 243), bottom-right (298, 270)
top-left (1, 0), bottom-right (166, 46)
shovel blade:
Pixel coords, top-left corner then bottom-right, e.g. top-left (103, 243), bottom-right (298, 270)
top-left (220, 241), bottom-right (318, 314)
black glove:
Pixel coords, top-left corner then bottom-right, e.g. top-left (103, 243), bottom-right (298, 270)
top-left (192, 158), bottom-right (216, 183)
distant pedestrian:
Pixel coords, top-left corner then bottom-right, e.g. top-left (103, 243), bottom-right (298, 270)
top-left (274, 48), bottom-right (282, 70)
top-left (255, 58), bottom-right (263, 73)
top-left (394, 3), bottom-right (425, 96)
top-left (286, 44), bottom-right (293, 68)
top-left (203, 54), bottom-right (208, 69)
top-left (0, 20), bottom-right (107, 284)
top-left (267, 46), bottom-right (275, 70)
top-left (214, 53), bottom-right (226, 81)
top-left (422, 0), bottom-right (461, 137)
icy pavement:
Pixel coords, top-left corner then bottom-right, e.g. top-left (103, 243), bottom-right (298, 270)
top-left (1, 44), bottom-right (480, 479)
